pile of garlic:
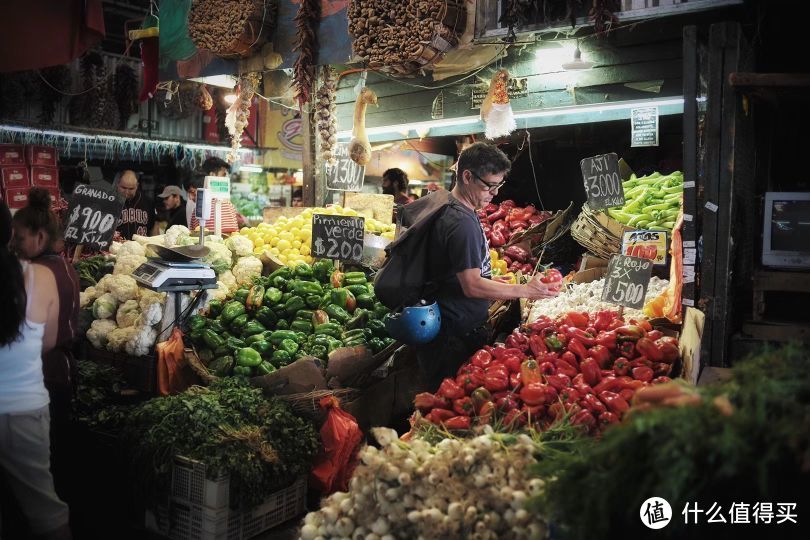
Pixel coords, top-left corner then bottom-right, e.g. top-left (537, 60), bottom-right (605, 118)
top-left (299, 427), bottom-right (548, 540)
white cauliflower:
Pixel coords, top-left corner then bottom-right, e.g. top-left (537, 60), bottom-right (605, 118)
top-left (113, 240), bottom-right (146, 257)
top-left (105, 274), bottom-right (140, 302)
top-left (106, 326), bottom-right (138, 353)
top-left (80, 286), bottom-right (98, 308)
top-left (232, 256), bottom-right (263, 285)
top-left (125, 325), bottom-right (158, 356)
top-left (116, 299), bottom-right (141, 328)
top-left (92, 293), bottom-right (119, 320)
top-left (113, 254), bottom-right (147, 276)
top-left (132, 234), bottom-right (159, 246)
top-left (95, 274), bottom-right (115, 294)
top-left (219, 270), bottom-right (237, 292)
top-left (164, 225), bottom-right (191, 247)
top-left (225, 235), bottom-right (254, 257)
top-left (86, 319), bottom-right (118, 349)
top-left (138, 290), bottom-right (166, 326)
top-left (203, 241), bottom-right (233, 276)
top-left (205, 234), bottom-right (224, 243)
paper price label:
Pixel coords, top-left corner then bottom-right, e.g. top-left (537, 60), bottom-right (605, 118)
top-left (621, 230), bottom-right (668, 265)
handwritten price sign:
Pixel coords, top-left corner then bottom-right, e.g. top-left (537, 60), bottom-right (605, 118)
top-left (325, 143), bottom-right (365, 192)
top-left (63, 184), bottom-right (123, 250)
top-left (311, 213), bottom-right (365, 263)
top-left (602, 255), bottom-right (653, 309)
top-left (580, 153), bottom-right (625, 210)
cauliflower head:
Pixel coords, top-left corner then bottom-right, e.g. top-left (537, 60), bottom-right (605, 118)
top-left (203, 241), bottom-right (233, 276)
top-left (164, 225), bottom-right (191, 247)
top-left (86, 319), bottom-right (118, 349)
top-left (116, 299), bottom-right (141, 328)
top-left (225, 235), bottom-right (254, 257)
top-left (138, 290), bottom-right (166, 326)
top-left (232, 256), bottom-right (263, 285)
top-left (106, 326), bottom-right (138, 353)
top-left (219, 270), bottom-right (237, 292)
top-left (80, 286), bottom-right (98, 308)
top-left (105, 274), bottom-right (140, 302)
top-left (125, 325), bottom-right (158, 356)
top-left (92, 293), bottom-right (119, 320)
top-left (113, 254), bottom-right (147, 276)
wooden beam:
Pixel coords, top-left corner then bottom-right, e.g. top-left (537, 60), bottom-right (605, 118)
top-left (729, 73), bottom-right (810, 88)
top-left (741, 322), bottom-right (810, 342)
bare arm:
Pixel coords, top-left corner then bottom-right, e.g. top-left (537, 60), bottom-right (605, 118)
top-left (26, 264), bottom-right (59, 352)
top-left (456, 268), bottom-right (559, 301)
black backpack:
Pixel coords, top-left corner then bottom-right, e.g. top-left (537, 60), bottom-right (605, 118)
top-left (373, 190), bottom-right (451, 310)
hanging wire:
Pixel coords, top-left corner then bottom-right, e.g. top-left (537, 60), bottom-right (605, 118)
top-left (524, 130), bottom-right (545, 210)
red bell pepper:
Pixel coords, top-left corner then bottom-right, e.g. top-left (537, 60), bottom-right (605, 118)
top-left (618, 341), bottom-right (636, 359)
top-left (554, 359), bottom-right (578, 379)
top-left (542, 384), bottom-right (559, 404)
top-left (414, 392), bottom-right (437, 412)
top-left (525, 318), bottom-right (554, 334)
top-left (520, 383), bottom-right (547, 406)
top-left (567, 338), bottom-right (588, 362)
top-left (484, 373), bottom-right (509, 393)
top-left (613, 357), bottom-right (630, 376)
top-left (485, 364), bottom-right (509, 378)
top-left (528, 334), bottom-right (548, 357)
top-left (558, 351), bottom-right (578, 369)
top-left (437, 378), bottom-right (465, 400)
top-left (505, 329), bottom-right (530, 352)
top-left (618, 388), bottom-right (635, 403)
top-left (616, 377), bottom-right (645, 391)
top-left (470, 349), bottom-right (493, 368)
top-left (526, 214), bottom-right (547, 226)
top-left (487, 207), bottom-right (508, 223)
top-left (502, 408), bottom-right (527, 429)
top-left (580, 357), bottom-right (601, 386)
top-left (593, 376), bottom-right (622, 394)
top-left (503, 354), bottom-right (523, 374)
top-left (500, 199), bottom-right (517, 209)
top-left (520, 358), bottom-right (542, 385)
top-left (637, 319), bottom-right (653, 332)
top-left (522, 404), bottom-right (545, 419)
top-left (657, 336), bottom-right (679, 347)
top-left (456, 371), bottom-right (484, 394)
top-left (652, 363), bottom-right (671, 377)
top-left (657, 341), bottom-right (680, 363)
top-left (443, 415), bottom-right (472, 430)
top-left (548, 401), bottom-right (581, 420)
top-left (489, 230), bottom-right (506, 247)
top-left (635, 337), bottom-right (663, 362)
top-left (632, 366), bottom-right (654, 382)
top-left (545, 373), bottom-right (571, 391)
top-left (484, 203), bottom-right (498, 214)
top-left (629, 357), bottom-right (653, 369)
top-left (598, 411), bottom-right (619, 427)
top-left (593, 311), bottom-right (617, 332)
top-left (497, 347), bottom-right (526, 361)
top-left (470, 387), bottom-right (492, 409)
top-left (652, 376), bottom-right (672, 385)
top-left (538, 361), bottom-right (555, 375)
top-left (452, 397), bottom-right (475, 416)
top-left (571, 410), bottom-right (597, 432)
top-left (495, 394), bottom-right (518, 413)
top-left (581, 393), bottom-right (607, 415)
top-left (562, 311), bottom-right (590, 329)
top-left (509, 372), bottom-right (522, 389)
top-left (566, 327), bottom-right (597, 347)
top-left (599, 391), bottom-right (630, 415)
top-left (646, 330), bottom-right (664, 341)
top-left (572, 374), bottom-right (593, 396)
top-left (476, 401), bottom-right (495, 425)
top-left (615, 325), bottom-right (645, 341)
top-left (503, 245), bottom-right (531, 263)
top-left (425, 408), bottom-right (455, 424)
top-left (601, 369), bottom-right (614, 378)
top-left (595, 331), bottom-right (617, 351)
top-left (559, 386), bottom-right (580, 404)
top-left (587, 345), bottom-right (612, 369)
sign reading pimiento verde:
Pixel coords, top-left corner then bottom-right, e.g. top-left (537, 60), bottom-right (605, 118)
top-left (63, 184), bottom-right (124, 250)
top-left (311, 213), bottom-right (365, 263)
top-left (601, 254), bottom-right (654, 309)
top-left (580, 152), bottom-right (625, 210)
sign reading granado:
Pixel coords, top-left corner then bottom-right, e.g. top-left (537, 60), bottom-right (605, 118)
top-left (63, 184), bottom-right (124, 250)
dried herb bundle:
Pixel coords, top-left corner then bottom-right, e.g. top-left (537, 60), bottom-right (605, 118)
top-left (292, 0), bottom-right (320, 109)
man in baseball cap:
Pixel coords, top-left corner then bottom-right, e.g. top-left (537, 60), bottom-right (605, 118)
top-left (158, 185), bottom-right (187, 229)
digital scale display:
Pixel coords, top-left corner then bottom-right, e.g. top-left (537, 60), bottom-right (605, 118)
top-left (133, 260), bottom-right (217, 291)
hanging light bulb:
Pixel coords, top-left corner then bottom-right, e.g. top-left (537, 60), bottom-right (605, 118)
top-left (562, 40), bottom-right (595, 71)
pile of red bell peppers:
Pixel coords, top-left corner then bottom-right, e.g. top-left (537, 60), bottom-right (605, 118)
top-left (477, 200), bottom-right (552, 249)
top-left (414, 311), bottom-right (680, 436)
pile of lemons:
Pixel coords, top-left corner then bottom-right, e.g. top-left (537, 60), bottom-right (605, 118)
top-left (236, 206), bottom-right (396, 267)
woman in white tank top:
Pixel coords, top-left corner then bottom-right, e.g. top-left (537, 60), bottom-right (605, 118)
top-left (0, 201), bottom-right (71, 539)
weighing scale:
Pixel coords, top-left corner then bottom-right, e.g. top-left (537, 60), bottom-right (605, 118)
top-left (132, 260), bottom-right (217, 292)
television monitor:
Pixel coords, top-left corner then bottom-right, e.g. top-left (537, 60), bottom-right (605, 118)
top-left (762, 192), bottom-right (810, 268)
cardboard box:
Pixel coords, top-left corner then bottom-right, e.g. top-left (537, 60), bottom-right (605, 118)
top-left (0, 144), bottom-right (25, 166)
top-left (579, 253), bottom-right (610, 272)
top-left (571, 267), bottom-right (608, 284)
top-left (1, 166), bottom-right (30, 190)
top-left (30, 166), bottom-right (59, 187)
top-left (3, 187), bottom-right (29, 209)
top-left (26, 145), bottom-right (58, 167)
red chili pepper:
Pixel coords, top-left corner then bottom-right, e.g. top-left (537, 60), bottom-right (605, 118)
top-left (572, 374), bottom-right (593, 396)
top-left (635, 337), bottom-right (663, 362)
top-left (566, 327), bottom-right (597, 347)
top-left (528, 334), bottom-right (548, 357)
top-left (554, 359), bottom-right (578, 379)
top-left (581, 393), bottom-right (607, 415)
top-left (425, 408), bottom-right (455, 424)
top-left (502, 408), bottom-right (526, 429)
top-left (580, 357), bottom-right (601, 386)
top-left (558, 351), bottom-right (578, 369)
top-left (615, 325), bottom-right (645, 341)
top-left (437, 378), bottom-right (465, 400)
top-left (567, 338), bottom-right (589, 362)
top-left (587, 345), bottom-right (612, 369)
top-left (599, 391), bottom-right (630, 415)
top-left (443, 415), bottom-right (472, 430)
top-left (559, 386), bottom-right (580, 404)
top-left (595, 331), bottom-right (617, 351)
top-left (538, 361), bottom-right (555, 375)
top-left (571, 410), bottom-right (597, 433)
top-left (545, 373), bottom-right (571, 391)
top-left (646, 330), bottom-right (664, 341)
top-left (618, 388), bottom-right (635, 402)
top-left (613, 357), bottom-right (630, 376)
top-left (452, 396), bottom-right (475, 416)
top-left (495, 394), bottom-right (518, 413)
top-left (562, 311), bottom-right (590, 329)
top-left (470, 349), bottom-right (493, 368)
top-left (632, 366), bottom-right (654, 382)
top-left (657, 341), bottom-right (680, 363)
top-left (598, 411), bottom-right (619, 427)
top-left (414, 392), bottom-right (437, 412)
top-left (476, 401), bottom-right (495, 425)
top-left (520, 383), bottom-right (547, 406)
top-left (593, 376), bottom-right (622, 394)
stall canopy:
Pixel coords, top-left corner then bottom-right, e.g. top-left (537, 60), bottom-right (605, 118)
top-left (1, 0), bottom-right (106, 72)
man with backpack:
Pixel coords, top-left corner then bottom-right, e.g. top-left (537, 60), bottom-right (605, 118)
top-left (375, 142), bottom-right (559, 390)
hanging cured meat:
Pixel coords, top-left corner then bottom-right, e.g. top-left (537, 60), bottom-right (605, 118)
top-left (348, 87), bottom-right (378, 166)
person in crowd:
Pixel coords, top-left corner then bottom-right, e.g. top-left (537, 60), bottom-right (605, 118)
top-left (113, 169), bottom-right (155, 239)
top-left (382, 168), bottom-right (414, 206)
top-left (157, 185), bottom-right (187, 229)
top-left (190, 157), bottom-right (243, 233)
top-left (11, 189), bottom-right (80, 500)
top-left (0, 200), bottom-right (72, 540)
top-left (184, 175), bottom-right (204, 228)
top-left (413, 142), bottom-right (559, 388)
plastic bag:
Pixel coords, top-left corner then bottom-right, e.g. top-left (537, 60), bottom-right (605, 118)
top-left (309, 396), bottom-right (363, 494)
top-left (156, 327), bottom-right (191, 395)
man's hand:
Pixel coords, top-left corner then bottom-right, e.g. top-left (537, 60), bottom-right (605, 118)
top-left (523, 273), bottom-right (562, 300)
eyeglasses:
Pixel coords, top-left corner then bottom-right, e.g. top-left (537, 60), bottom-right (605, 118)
top-left (470, 172), bottom-right (506, 193)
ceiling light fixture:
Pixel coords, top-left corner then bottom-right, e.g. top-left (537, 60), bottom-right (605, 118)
top-left (562, 40), bottom-right (595, 71)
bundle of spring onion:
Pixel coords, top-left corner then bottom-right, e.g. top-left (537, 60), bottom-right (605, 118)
top-left (607, 171), bottom-right (683, 231)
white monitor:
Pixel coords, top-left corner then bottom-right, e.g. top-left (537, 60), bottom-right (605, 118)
top-left (762, 192), bottom-right (810, 269)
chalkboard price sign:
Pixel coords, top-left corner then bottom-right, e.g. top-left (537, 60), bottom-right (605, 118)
top-left (326, 143), bottom-right (365, 192)
top-left (311, 213), bottom-right (365, 263)
top-left (601, 255), bottom-right (654, 309)
top-left (580, 153), bottom-right (625, 210)
top-left (63, 184), bottom-right (124, 250)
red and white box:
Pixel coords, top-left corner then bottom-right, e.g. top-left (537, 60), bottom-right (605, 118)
top-left (0, 144), bottom-right (25, 166)
top-left (1, 166), bottom-right (31, 190)
top-left (26, 145), bottom-right (58, 167)
top-left (3, 187), bottom-right (29, 209)
top-left (30, 166), bottom-right (59, 188)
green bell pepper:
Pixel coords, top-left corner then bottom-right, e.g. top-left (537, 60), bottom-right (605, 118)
top-left (330, 288), bottom-right (349, 309)
top-left (342, 328), bottom-right (366, 340)
top-left (233, 288), bottom-right (250, 304)
top-left (284, 296), bottom-right (306, 316)
top-left (198, 348), bottom-right (214, 363)
top-left (295, 309), bottom-right (315, 321)
top-left (246, 284), bottom-right (265, 311)
top-left (245, 333), bottom-right (266, 345)
top-left (270, 349), bottom-right (292, 368)
top-left (275, 319), bottom-right (290, 330)
top-left (368, 337), bottom-right (386, 354)
top-left (344, 272), bottom-right (367, 286)
top-left (202, 329), bottom-right (225, 351)
top-left (324, 304), bottom-right (350, 323)
top-left (305, 294), bottom-right (322, 310)
top-left (188, 327), bottom-right (206, 344)
top-left (208, 356), bottom-right (234, 377)
top-left (256, 361), bottom-right (276, 376)
top-left (355, 294), bottom-right (375, 310)
top-left (367, 319), bottom-right (387, 338)
top-left (236, 347), bottom-right (263, 368)
top-left (346, 285), bottom-right (370, 298)
top-left (269, 330), bottom-right (299, 345)
top-left (213, 345), bottom-right (231, 358)
top-left (312, 259), bottom-right (334, 282)
top-left (343, 336), bottom-right (367, 347)
top-left (208, 299), bottom-right (224, 317)
top-left (263, 287), bottom-right (283, 306)
top-left (272, 276), bottom-right (289, 290)
top-left (221, 301), bottom-right (246, 323)
top-left (229, 314), bottom-right (249, 334)
top-left (241, 320), bottom-right (266, 337)
top-left (372, 303), bottom-right (389, 320)
top-left (363, 328), bottom-right (374, 341)
top-left (294, 262), bottom-right (314, 279)
top-left (281, 292), bottom-right (292, 303)
top-left (206, 318), bottom-right (224, 334)
top-left (345, 309), bottom-right (369, 330)
top-left (310, 344), bottom-right (328, 361)
top-left (382, 337), bottom-right (395, 347)
top-left (314, 322), bottom-right (342, 338)
top-left (327, 337), bottom-right (343, 353)
top-left (226, 337), bottom-right (247, 352)
top-left (292, 280), bottom-right (323, 296)
top-left (290, 320), bottom-right (313, 334)
top-left (268, 266), bottom-right (292, 282)
top-left (233, 365), bottom-right (253, 377)
top-left (187, 315), bottom-right (207, 331)
top-left (279, 338), bottom-right (299, 355)
top-left (254, 306), bottom-right (279, 329)
top-left (252, 340), bottom-right (273, 355)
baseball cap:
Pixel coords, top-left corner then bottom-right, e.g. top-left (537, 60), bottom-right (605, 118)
top-left (158, 185), bottom-right (183, 198)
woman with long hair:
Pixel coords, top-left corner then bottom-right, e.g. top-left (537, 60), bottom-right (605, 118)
top-left (13, 188), bottom-right (80, 499)
top-left (0, 199), bottom-right (71, 539)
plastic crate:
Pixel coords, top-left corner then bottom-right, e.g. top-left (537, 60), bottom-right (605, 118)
top-left (171, 456), bottom-right (230, 509)
top-left (167, 476), bottom-right (307, 540)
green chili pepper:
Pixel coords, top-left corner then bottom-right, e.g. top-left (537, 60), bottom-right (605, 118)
top-left (327, 337), bottom-right (343, 353)
top-left (226, 336), bottom-right (247, 351)
top-left (187, 315), bottom-right (207, 331)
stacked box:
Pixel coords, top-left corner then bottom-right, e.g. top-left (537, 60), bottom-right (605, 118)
top-left (26, 145), bottom-right (58, 167)
top-left (0, 144), bottom-right (25, 166)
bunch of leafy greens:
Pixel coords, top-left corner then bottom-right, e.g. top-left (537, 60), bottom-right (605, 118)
top-left (123, 378), bottom-right (320, 509)
top-left (73, 360), bottom-right (133, 431)
top-left (531, 345), bottom-right (810, 540)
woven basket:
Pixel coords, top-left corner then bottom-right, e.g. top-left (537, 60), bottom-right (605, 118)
top-left (571, 205), bottom-right (634, 260)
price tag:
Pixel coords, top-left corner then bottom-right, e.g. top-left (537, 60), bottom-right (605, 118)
top-left (601, 255), bottom-right (654, 309)
top-left (311, 213), bottom-right (365, 263)
top-left (63, 184), bottom-right (124, 250)
top-left (325, 143), bottom-right (365, 192)
top-left (621, 230), bottom-right (668, 265)
top-left (630, 106), bottom-right (659, 147)
top-left (204, 176), bottom-right (231, 199)
top-left (580, 153), bottom-right (625, 210)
